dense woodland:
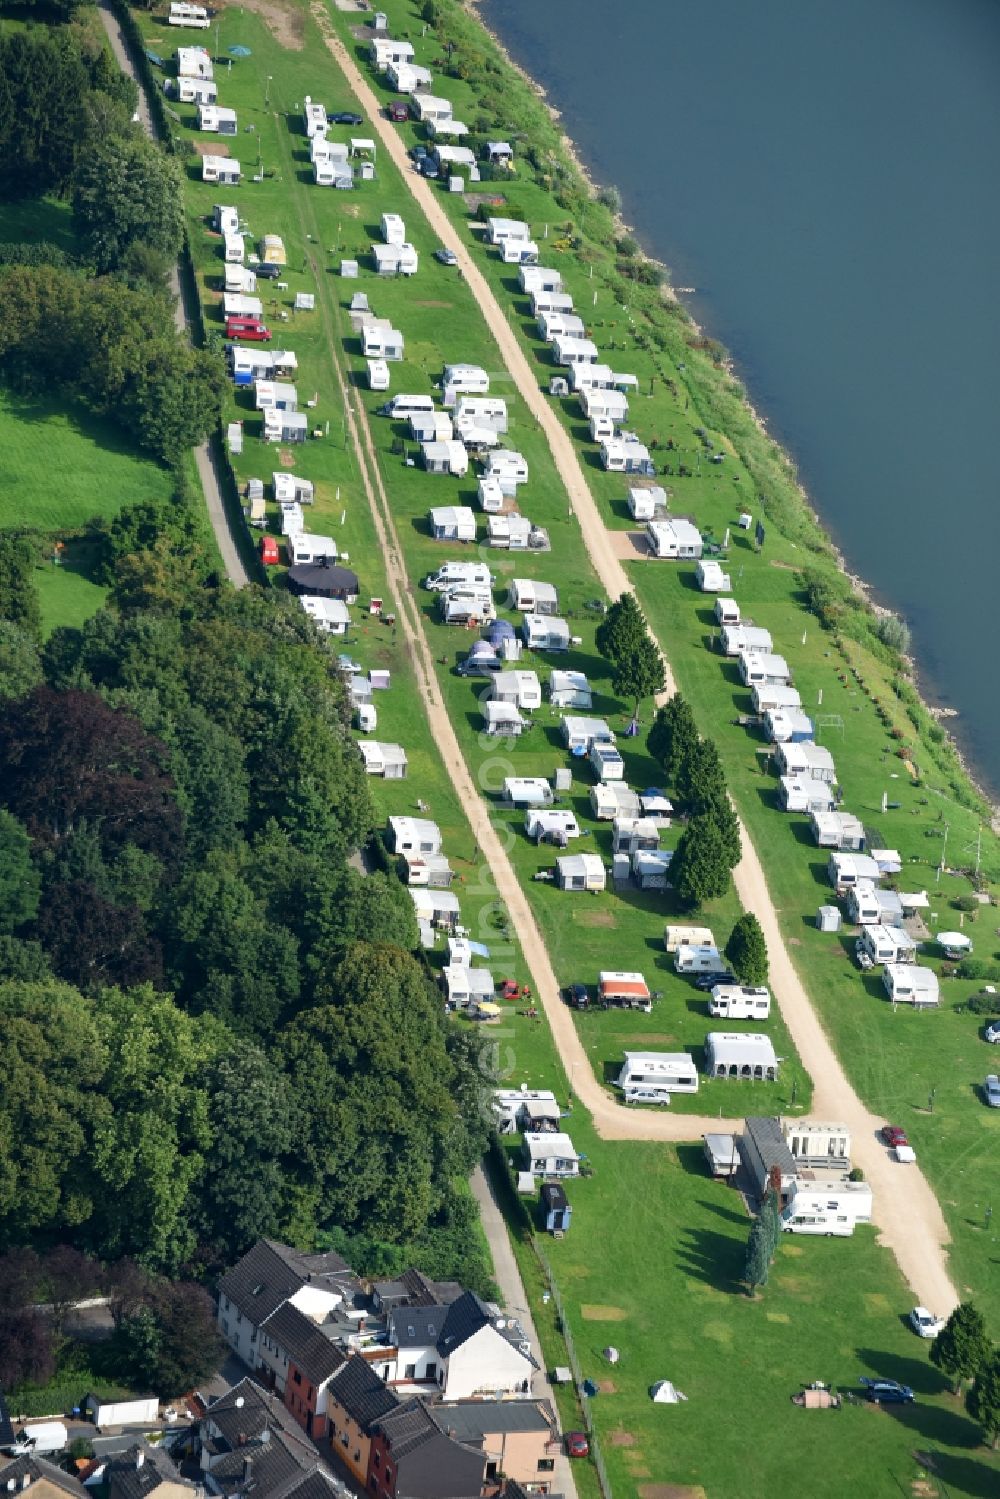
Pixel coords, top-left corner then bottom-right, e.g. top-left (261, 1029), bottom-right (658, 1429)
top-left (0, 515), bottom-right (496, 1297)
top-left (0, 10), bottom-right (223, 461)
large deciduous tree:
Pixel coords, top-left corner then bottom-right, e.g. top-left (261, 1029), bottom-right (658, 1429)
top-left (73, 135), bottom-right (184, 273)
top-left (0, 533), bottom-right (42, 640)
top-left (197, 1045), bottom-right (293, 1258)
top-left (0, 810), bottom-right (40, 933)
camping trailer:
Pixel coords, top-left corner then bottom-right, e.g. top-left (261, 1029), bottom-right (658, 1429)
top-left (781, 1181), bottom-right (873, 1237)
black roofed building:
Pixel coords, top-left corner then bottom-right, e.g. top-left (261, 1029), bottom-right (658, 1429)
top-left (217, 1239), bottom-right (357, 1368)
top-left (738, 1116), bottom-right (797, 1203)
top-left (385, 1306), bottom-right (447, 1388)
top-left (367, 1400), bottom-right (485, 1499)
top-left (370, 1269), bottom-right (463, 1315)
top-left (324, 1355), bottom-right (399, 1490)
top-left (286, 563), bottom-right (360, 603)
top-left (101, 1445), bottom-right (196, 1499)
top-left (427, 1402), bottom-right (558, 1493)
top-left (256, 1302), bottom-right (347, 1441)
top-left (434, 1293), bottom-right (536, 1403)
top-left (0, 1457), bottom-right (86, 1499)
top-left (196, 1378), bottom-right (341, 1499)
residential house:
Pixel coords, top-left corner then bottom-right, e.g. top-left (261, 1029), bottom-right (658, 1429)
top-left (195, 1379), bottom-right (341, 1499)
top-left (705, 1033), bottom-right (779, 1081)
top-left (428, 1402), bottom-right (557, 1493)
top-left (385, 1305), bottom-right (448, 1386)
top-left (370, 1268), bottom-right (464, 1317)
top-left (216, 1239), bottom-right (357, 1368)
top-left (325, 1355), bottom-right (399, 1488)
top-left (0, 1458), bottom-right (86, 1499)
top-left (260, 1302), bottom-right (346, 1440)
top-left (433, 1292), bottom-right (535, 1401)
top-left (554, 853), bottom-right (606, 892)
top-left (367, 1401), bottom-right (485, 1499)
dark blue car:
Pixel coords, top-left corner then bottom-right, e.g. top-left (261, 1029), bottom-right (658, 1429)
top-left (860, 1378), bottom-right (915, 1404)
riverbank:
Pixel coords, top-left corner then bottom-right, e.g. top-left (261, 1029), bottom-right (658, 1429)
top-left (456, 0), bottom-right (1000, 838)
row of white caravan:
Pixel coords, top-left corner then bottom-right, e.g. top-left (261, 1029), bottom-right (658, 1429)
top-left (614, 1034), bottom-right (780, 1104)
top-left (696, 534), bottom-right (940, 1005)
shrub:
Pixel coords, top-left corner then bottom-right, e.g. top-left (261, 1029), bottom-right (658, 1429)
top-left (956, 959), bottom-right (1000, 983)
top-left (597, 183), bottom-right (622, 214)
top-left (848, 1167), bottom-right (865, 1182)
top-left (874, 613), bottom-right (912, 655)
top-left (966, 992), bottom-right (1000, 1017)
top-left (953, 894), bottom-right (980, 915)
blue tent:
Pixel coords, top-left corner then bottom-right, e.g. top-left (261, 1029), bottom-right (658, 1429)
top-left (486, 619), bottom-right (515, 645)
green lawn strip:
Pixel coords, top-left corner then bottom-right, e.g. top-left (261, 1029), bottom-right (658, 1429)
top-left (0, 193), bottom-right (78, 253)
top-left (331, 0), bottom-right (1000, 1322)
top-left (132, 9), bottom-right (1000, 1492)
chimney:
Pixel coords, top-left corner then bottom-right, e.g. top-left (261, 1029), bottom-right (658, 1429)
top-left (237, 1434), bottom-right (247, 1447)
top-left (135, 1452), bottom-right (145, 1471)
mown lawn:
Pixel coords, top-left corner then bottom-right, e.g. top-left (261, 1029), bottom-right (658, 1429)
top-left (0, 390), bottom-right (174, 532)
top-left (139, 5), bottom-right (1000, 1493)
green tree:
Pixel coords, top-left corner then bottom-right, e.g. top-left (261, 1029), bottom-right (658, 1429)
top-left (611, 628), bottom-right (665, 716)
top-left (0, 534), bottom-right (42, 640)
top-left (931, 1302), bottom-right (991, 1395)
top-left (0, 620), bottom-right (43, 700)
top-left (744, 1215), bottom-right (769, 1297)
top-left (197, 1044), bottom-right (292, 1258)
top-left (0, 30), bottom-right (90, 200)
top-left (674, 735), bottom-right (727, 813)
top-left (726, 912), bottom-right (769, 986)
top-left (762, 1175), bottom-right (782, 1263)
top-left (966, 1346), bottom-right (1000, 1449)
top-left (670, 815), bottom-right (733, 908)
top-left (595, 591), bottom-right (644, 666)
top-left (0, 810), bottom-right (40, 933)
top-left (73, 134), bottom-right (183, 273)
top-left (647, 694), bottom-right (698, 784)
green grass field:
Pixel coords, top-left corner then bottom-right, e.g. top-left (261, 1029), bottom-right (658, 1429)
top-left (0, 390), bottom-right (174, 533)
top-left (135, 4), bottom-right (1000, 1492)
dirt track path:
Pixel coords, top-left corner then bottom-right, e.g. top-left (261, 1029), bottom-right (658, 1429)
top-left (316, 11), bottom-right (958, 1316)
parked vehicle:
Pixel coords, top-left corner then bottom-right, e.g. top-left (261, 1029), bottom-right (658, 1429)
top-left (693, 969), bottom-right (736, 992)
top-left (985, 1021), bottom-right (1000, 1044)
top-left (260, 536), bottom-right (279, 565)
top-left (909, 1307), bottom-right (945, 1338)
top-left (565, 1432), bottom-right (590, 1458)
top-left (623, 1085), bottom-right (671, 1107)
top-left (564, 983), bottom-right (588, 1010)
top-left (8, 1423), bottom-right (68, 1456)
top-left (331, 111), bottom-right (363, 125)
top-left (985, 1074), bottom-right (1000, 1108)
top-left (434, 247), bottom-right (458, 265)
top-left (881, 1124), bottom-right (909, 1149)
top-left (253, 261), bottom-right (282, 280)
top-left (859, 1378), bottom-right (914, 1405)
top-left (226, 317), bottom-right (271, 341)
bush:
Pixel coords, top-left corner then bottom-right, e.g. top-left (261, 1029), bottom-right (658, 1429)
top-left (597, 183), bottom-right (622, 214)
top-left (874, 612), bottom-right (911, 655)
top-left (953, 894), bottom-right (980, 915)
top-left (966, 992), bottom-right (1000, 1017)
top-left (956, 959), bottom-right (1000, 983)
top-left (848, 1166), bottom-right (865, 1182)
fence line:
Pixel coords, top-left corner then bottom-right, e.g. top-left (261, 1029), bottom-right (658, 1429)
top-left (535, 1241), bottom-right (614, 1499)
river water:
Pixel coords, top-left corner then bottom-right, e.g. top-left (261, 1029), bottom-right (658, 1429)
top-left (480, 0), bottom-right (1000, 795)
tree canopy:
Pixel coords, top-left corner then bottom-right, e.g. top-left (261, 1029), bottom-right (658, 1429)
top-left (726, 912), bottom-right (769, 986)
top-left (670, 814), bottom-right (733, 908)
top-left (931, 1302), bottom-right (990, 1394)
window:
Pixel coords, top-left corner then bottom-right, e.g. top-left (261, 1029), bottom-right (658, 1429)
top-left (425, 1362), bottom-right (437, 1380)
top-left (404, 1363), bottom-right (416, 1379)
top-left (373, 1454), bottom-right (380, 1470)
top-left (486, 1463), bottom-right (498, 1480)
top-left (250, 1331), bottom-right (257, 1344)
top-left (293, 1371), bottom-right (302, 1386)
top-left (222, 1320), bottom-right (229, 1336)
top-left (537, 1459), bottom-right (555, 1473)
top-left (235, 1312), bottom-right (242, 1325)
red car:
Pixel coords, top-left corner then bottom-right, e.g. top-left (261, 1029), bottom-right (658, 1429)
top-left (565, 1432), bottom-right (589, 1459)
top-left (226, 317), bottom-right (272, 342)
top-left (260, 535), bottom-right (279, 565)
top-left (881, 1125), bottom-right (909, 1149)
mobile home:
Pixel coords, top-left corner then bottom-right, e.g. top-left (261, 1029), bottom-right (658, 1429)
top-left (508, 579), bottom-right (559, 615)
top-left (775, 742), bottom-right (836, 781)
top-left (715, 597), bottom-right (740, 626)
top-left (857, 924), bottom-right (918, 967)
top-left (486, 217), bottom-right (531, 246)
top-left (455, 396), bottom-right (508, 434)
top-left (525, 809), bottom-right (581, 844)
top-left (779, 776), bottom-right (835, 814)
top-left (560, 715), bottom-right (613, 753)
top-left (299, 597), bottom-right (350, 636)
top-left (521, 1132), bottom-right (580, 1178)
top-left (358, 740), bottom-right (408, 779)
top-left (372, 242), bottom-right (419, 276)
top-left (696, 559), bottom-right (732, 593)
top-left (626, 484), bottom-right (666, 520)
top-left (503, 777), bottom-right (554, 808)
top-left (428, 506), bottom-right (476, 542)
top-left (178, 75), bottom-right (217, 104)
top-left (781, 1181), bottom-right (873, 1236)
top-left (169, 2), bottom-right (210, 26)
top-left (810, 810), bottom-right (865, 851)
top-left (708, 985), bottom-right (772, 1020)
top-left (883, 964), bottom-right (940, 1008)
top-left (617, 1050), bottom-right (698, 1097)
top-left (827, 852), bottom-right (882, 892)
top-left (752, 682), bottom-right (803, 715)
top-left (739, 652), bottom-right (792, 688)
top-left (590, 741), bottom-right (624, 782)
top-left (549, 670), bottom-right (592, 709)
top-left (198, 105), bottom-right (238, 135)
top-left (646, 519), bottom-right (703, 559)
top-left (202, 155), bottom-right (241, 185)
top-left (555, 854), bottom-right (606, 892)
top-left (521, 614), bottom-right (571, 652)
top-left (362, 324), bottom-right (405, 360)
top-left (491, 670), bottom-right (542, 710)
top-left (674, 944), bottom-right (724, 976)
top-left (722, 625), bottom-right (774, 657)
top-left (422, 440), bottom-right (469, 477)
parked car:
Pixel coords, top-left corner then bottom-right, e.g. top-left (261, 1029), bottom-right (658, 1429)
top-left (564, 983), bottom-right (588, 1010)
top-left (260, 536), bottom-right (279, 565)
top-left (418, 158), bottom-right (439, 177)
top-left (565, 1431), bottom-right (590, 1459)
top-left (985, 1074), bottom-right (1000, 1108)
top-left (254, 261), bottom-right (282, 280)
top-left (408, 145), bottom-right (428, 161)
top-left (859, 1378), bottom-right (914, 1405)
top-left (984, 1021), bottom-right (1000, 1044)
top-left (694, 970), bottom-right (736, 992)
top-left (434, 247), bottom-right (458, 266)
top-left (331, 111), bottom-right (363, 125)
top-left (624, 1086), bottom-right (671, 1107)
top-left (909, 1307), bottom-right (945, 1339)
top-left (881, 1125), bottom-right (909, 1149)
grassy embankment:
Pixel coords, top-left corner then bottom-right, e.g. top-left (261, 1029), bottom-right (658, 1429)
top-left (338, 0), bottom-right (1000, 1332)
top-left (132, 4), bottom-right (1000, 1494)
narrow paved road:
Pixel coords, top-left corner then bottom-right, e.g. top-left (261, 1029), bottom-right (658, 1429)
top-left (97, 0), bottom-right (251, 587)
top-left (313, 8), bottom-right (959, 1319)
top-left (471, 1169), bottom-right (580, 1499)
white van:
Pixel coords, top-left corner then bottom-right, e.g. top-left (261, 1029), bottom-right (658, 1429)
top-left (425, 561), bottom-right (493, 592)
top-left (9, 1422), bottom-right (69, 1456)
top-left (708, 985), bottom-right (771, 1020)
top-left (380, 393), bottom-right (435, 419)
